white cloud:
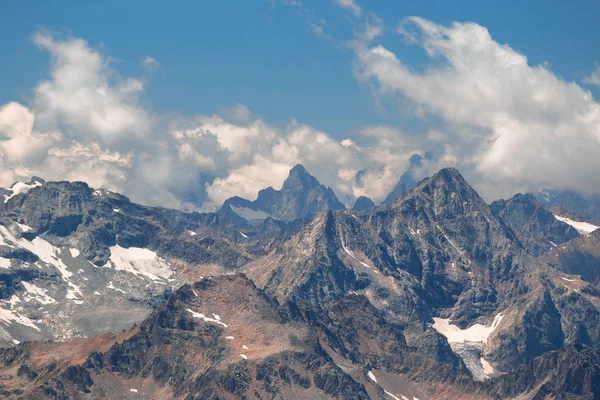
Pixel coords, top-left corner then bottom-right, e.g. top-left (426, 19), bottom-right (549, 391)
top-left (31, 32), bottom-right (150, 142)
top-left (352, 16), bottom-right (600, 198)
top-left (0, 31), bottom-right (420, 210)
top-left (334, 0), bottom-right (362, 18)
top-left (141, 56), bottom-right (160, 71)
top-left (583, 63), bottom-right (600, 86)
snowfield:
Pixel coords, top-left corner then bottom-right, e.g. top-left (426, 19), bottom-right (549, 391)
top-left (553, 215), bottom-right (599, 235)
top-left (432, 313), bottom-right (503, 344)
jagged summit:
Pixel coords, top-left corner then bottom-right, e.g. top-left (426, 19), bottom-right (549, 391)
top-left (221, 164), bottom-right (345, 223)
top-left (491, 192), bottom-right (580, 256)
top-left (382, 152), bottom-right (432, 205)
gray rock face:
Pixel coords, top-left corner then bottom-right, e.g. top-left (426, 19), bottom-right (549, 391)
top-left (491, 192), bottom-right (580, 255)
top-left (222, 164), bottom-right (346, 223)
top-left (1, 168), bottom-right (600, 399)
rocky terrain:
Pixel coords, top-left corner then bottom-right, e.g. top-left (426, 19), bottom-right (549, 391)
top-left (0, 166), bottom-right (599, 399)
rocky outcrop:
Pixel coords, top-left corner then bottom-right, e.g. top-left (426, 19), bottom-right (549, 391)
top-left (491, 193), bottom-right (579, 256)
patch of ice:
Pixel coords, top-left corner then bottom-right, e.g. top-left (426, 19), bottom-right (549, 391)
top-left (225, 336), bottom-right (234, 340)
top-left (242, 345), bottom-right (248, 349)
top-left (94, 291), bottom-right (101, 295)
top-left (130, 388), bottom-right (138, 393)
top-left (554, 215), bottom-right (599, 235)
top-left (240, 354), bottom-right (248, 359)
top-left (239, 231), bottom-right (248, 239)
top-left (549, 240), bottom-right (557, 247)
top-left (113, 208), bottom-right (120, 213)
top-left (13, 339), bottom-right (20, 345)
top-left (186, 308), bottom-right (228, 328)
top-left (561, 277), bottom-right (576, 282)
top-left (3, 180), bottom-right (43, 203)
top-left (367, 370), bottom-right (377, 383)
top-left (432, 314), bottom-right (503, 344)
top-left (109, 245), bottom-right (173, 281)
top-left (0, 257), bottom-right (11, 269)
top-left (188, 230), bottom-right (197, 236)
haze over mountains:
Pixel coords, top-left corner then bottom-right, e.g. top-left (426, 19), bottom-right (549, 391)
top-left (0, 165), bottom-right (599, 399)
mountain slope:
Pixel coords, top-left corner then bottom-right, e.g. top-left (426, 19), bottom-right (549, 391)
top-left (0, 275), bottom-right (371, 399)
top-left (490, 193), bottom-right (580, 256)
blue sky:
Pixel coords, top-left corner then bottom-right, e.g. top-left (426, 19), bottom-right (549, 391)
top-left (2, 0), bottom-right (599, 136)
top-left (0, 0), bottom-right (599, 209)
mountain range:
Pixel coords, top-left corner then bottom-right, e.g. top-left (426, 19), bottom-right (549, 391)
top-left (0, 165), bottom-right (599, 399)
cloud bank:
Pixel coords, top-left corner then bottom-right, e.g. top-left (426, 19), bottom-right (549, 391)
top-left (0, 31), bottom-right (420, 210)
top-left (1, 11), bottom-right (599, 211)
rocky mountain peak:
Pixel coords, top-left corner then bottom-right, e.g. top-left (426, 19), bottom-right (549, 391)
top-left (224, 164), bottom-right (345, 223)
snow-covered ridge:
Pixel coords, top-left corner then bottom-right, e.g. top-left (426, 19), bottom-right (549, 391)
top-left (3, 180), bottom-right (43, 203)
top-left (553, 215), bottom-right (599, 235)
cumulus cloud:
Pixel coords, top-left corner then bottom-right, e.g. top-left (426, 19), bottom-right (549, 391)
top-left (4, 15), bottom-right (598, 212)
top-left (0, 30), bottom-right (420, 209)
top-left (352, 16), bottom-right (600, 198)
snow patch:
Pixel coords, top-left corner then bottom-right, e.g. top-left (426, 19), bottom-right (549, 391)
top-left (109, 245), bottom-right (173, 281)
top-left (225, 336), bottom-right (234, 340)
top-left (130, 388), bottom-right (138, 393)
top-left (240, 354), bottom-right (248, 359)
top-left (22, 282), bottom-right (56, 305)
top-left (554, 215), bottom-right (599, 235)
top-left (107, 281), bottom-right (126, 293)
top-left (0, 257), bottom-right (11, 269)
top-left (561, 277), bottom-right (576, 282)
top-left (480, 357), bottom-right (495, 376)
top-left (239, 231), bottom-right (248, 239)
top-left (0, 308), bottom-right (40, 331)
top-left (3, 180), bottom-right (43, 203)
top-left (432, 314), bottom-right (503, 344)
top-left (384, 391), bottom-right (401, 400)
top-left (188, 230), bottom-right (197, 236)
top-left (0, 225), bottom-right (82, 299)
top-left (367, 370), bottom-right (377, 383)
top-left (186, 308), bottom-right (228, 328)
top-left (69, 248), bottom-right (80, 258)
top-left (242, 345), bottom-right (248, 349)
